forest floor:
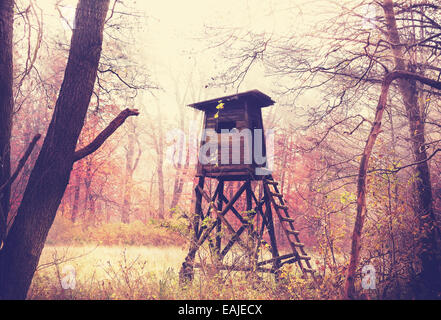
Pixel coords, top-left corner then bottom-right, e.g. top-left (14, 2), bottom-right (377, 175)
top-left (28, 245), bottom-right (328, 300)
top-left (27, 217), bottom-right (342, 299)
top-left (29, 245), bottom-right (186, 299)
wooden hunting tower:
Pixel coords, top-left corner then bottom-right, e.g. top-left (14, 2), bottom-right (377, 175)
top-left (189, 90), bottom-right (274, 180)
top-left (179, 90), bottom-right (314, 283)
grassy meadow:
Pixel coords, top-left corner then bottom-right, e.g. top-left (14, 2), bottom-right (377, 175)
top-left (29, 245), bottom-right (282, 300)
top-left (27, 216), bottom-right (339, 300)
top-left (30, 245), bottom-right (185, 299)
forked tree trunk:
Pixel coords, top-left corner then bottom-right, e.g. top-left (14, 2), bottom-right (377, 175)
top-left (383, 0), bottom-right (441, 297)
top-left (0, 0), bottom-right (111, 299)
top-left (345, 73), bottom-right (397, 299)
top-left (345, 1), bottom-right (441, 299)
top-left (0, 0), bottom-right (13, 246)
top-left (344, 71), bottom-right (441, 299)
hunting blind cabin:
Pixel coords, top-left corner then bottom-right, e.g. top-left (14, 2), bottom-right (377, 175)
top-left (179, 90), bottom-right (314, 282)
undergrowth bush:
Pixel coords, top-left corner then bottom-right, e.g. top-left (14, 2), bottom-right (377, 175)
top-left (46, 215), bottom-right (187, 247)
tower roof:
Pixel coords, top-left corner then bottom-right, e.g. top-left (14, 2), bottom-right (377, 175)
top-left (188, 89), bottom-right (275, 110)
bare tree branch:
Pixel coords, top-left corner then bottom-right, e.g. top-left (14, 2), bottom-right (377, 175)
top-left (73, 108), bottom-right (139, 162)
top-left (0, 134), bottom-right (41, 193)
top-left (344, 68), bottom-right (441, 299)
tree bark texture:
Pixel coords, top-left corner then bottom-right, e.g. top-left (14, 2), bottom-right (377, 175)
top-left (344, 70), bottom-right (441, 299)
top-left (383, 0), bottom-right (441, 297)
top-left (0, 0), bottom-right (111, 299)
top-left (0, 0), bottom-right (13, 246)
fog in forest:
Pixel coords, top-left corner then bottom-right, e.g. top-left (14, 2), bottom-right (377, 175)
top-left (1, 0), bottom-right (440, 300)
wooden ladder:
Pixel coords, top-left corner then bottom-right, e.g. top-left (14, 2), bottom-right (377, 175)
top-left (263, 175), bottom-right (315, 278)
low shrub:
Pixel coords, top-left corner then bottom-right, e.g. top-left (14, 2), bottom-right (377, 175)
top-left (46, 216), bottom-right (187, 247)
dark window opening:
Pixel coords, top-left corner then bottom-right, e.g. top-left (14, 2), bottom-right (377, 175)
top-left (216, 120), bottom-right (237, 133)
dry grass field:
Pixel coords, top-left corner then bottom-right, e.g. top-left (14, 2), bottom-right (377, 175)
top-left (28, 245), bottom-right (285, 300)
top-left (27, 219), bottom-right (335, 300)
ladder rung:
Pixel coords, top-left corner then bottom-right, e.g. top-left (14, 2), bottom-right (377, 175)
top-left (291, 242), bottom-right (304, 247)
top-left (280, 216), bottom-right (294, 222)
top-left (276, 205), bottom-right (289, 210)
top-left (286, 230), bottom-right (299, 236)
top-left (265, 180), bottom-right (278, 186)
top-left (302, 267), bottom-right (314, 273)
top-left (270, 192), bottom-right (283, 198)
top-left (298, 255), bottom-right (311, 261)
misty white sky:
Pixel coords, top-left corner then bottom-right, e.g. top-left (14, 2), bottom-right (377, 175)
top-left (23, 0), bottom-right (353, 182)
top-left (32, 0), bottom-right (343, 112)
top-left (135, 0), bottom-right (334, 97)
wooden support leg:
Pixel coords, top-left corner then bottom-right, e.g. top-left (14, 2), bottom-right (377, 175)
top-left (249, 186), bottom-right (265, 268)
top-left (180, 179), bottom-right (247, 284)
top-left (218, 191), bottom-right (271, 257)
top-left (179, 176), bottom-right (204, 284)
top-left (263, 183), bottom-right (281, 277)
top-left (216, 180), bottom-right (224, 255)
top-left (220, 225), bottom-right (247, 258)
top-left (197, 184), bottom-right (221, 238)
top-left (246, 181), bottom-right (256, 267)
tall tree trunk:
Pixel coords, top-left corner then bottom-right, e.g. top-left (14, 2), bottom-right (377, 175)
top-left (169, 103), bottom-right (189, 210)
top-left (170, 166), bottom-right (184, 210)
top-left (170, 161), bottom-right (186, 210)
top-left (0, 0), bottom-right (110, 299)
top-left (345, 73), bottom-right (396, 299)
top-left (122, 129), bottom-right (134, 223)
top-left (83, 161), bottom-right (93, 224)
top-left (121, 191), bottom-right (131, 223)
top-left (71, 172), bottom-right (81, 223)
top-left (105, 201), bottom-right (110, 223)
top-left (0, 0), bottom-right (13, 246)
top-left (83, 179), bottom-right (91, 224)
top-left (96, 199), bottom-right (102, 224)
top-left (383, 0), bottom-right (440, 297)
top-left (88, 193), bottom-right (96, 227)
top-left (344, 70), bottom-right (441, 299)
top-left (147, 170), bottom-right (154, 220)
top-left (121, 120), bottom-right (141, 223)
top-left (157, 154), bottom-right (165, 219)
top-left (156, 111), bottom-right (165, 219)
